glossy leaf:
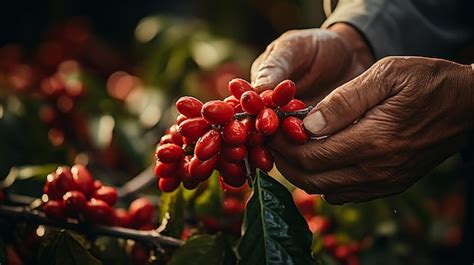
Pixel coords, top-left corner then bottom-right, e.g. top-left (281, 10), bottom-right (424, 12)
top-left (38, 230), bottom-right (102, 265)
top-left (237, 170), bottom-right (314, 265)
top-left (194, 171), bottom-right (223, 218)
top-left (168, 234), bottom-right (225, 265)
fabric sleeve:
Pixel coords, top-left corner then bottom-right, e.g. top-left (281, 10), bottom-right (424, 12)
top-left (321, 0), bottom-right (474, 60)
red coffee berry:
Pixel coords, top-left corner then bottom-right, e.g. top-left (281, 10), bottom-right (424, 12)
top-left (176, 96), bottom-right (203, 117)
top-left (85, 199), bottom-right (114, 225)
top-left (280, 99), bottom-right (306, 112)
top-left (63, 190), bottom-right (87, 213)
top-left (234, 104), bottom-right (243, 113)
top-left (129, 198), bottom-right (154, 227)
top-left (281, 117), bottom-right (309, 144)
top-left (228, 78), bottom-right (253, 99)
top-left (240, 91), bottom-right (264, 115)
top-left (189, 155), bottom-right (217, 182)
top-left (178, 156), bottom-right (193, 182)
top-left (223, 197), bottom-right (245, 215)
top-left (222, 120), bottom-right (247, 145)
top-left (219, 164), bottom-right (246, 188)
top-left (182, 179), bottom-right (200, 190)
top-left (249, 146), bottom-right (274, 172)
top-left (168, 124), bottom-right (184, 146)
top-left (178, 117), bottom-right (211, 140)
top-left (94, 180), bottom-right (103, 190)
top-left (182, 136), bottom-right (194, 145)
top-left (223, 95), bottom-right (239, 107)
top-left (43, 200), bottom-right (66, 220)
top-left (158, 177), bottom-right (181, 193)
top-left (247, 132), bottom-right (265, 146)
top-left (114, 208), bottom-right (132, 228)
top-left (131, 243), bottom-right (149, 265)
top-left (241, 117), bottom-right (256, 133)
top-left (221, 145), bottom-right (247, 162)
top-left (55, 166), bottom-right (78, 194)
top-left (195, 129), bottom-right (222, 161)
top-left (44, 173), bottom-right (62, 200)
top-left (322, 234), bottom-right (338, 250)
top-left (176, 114), bottom-right (188, 125)
top-left (154, 161), bottom-right (179, 178)
top-left (201, 100), bottom-right (234, 125)
top-left (92, 186), bottom-right (118, 206)
top-left (272, 79), bottom-right (296, 106)
top-left (347, 242), bottom-right (361, 255)
top-left (308, 216), bottom-right (331, 234)
top-left (160, 134), bottom-right (174, 145)
top-left (71, 164), bottom-right (95, 196)
top-left (155, 143), bottom-right (184, 163)
top-left (260, 90), bottom-right (276, 108)
top-left (255, 108), bottom-right (279, 135)
top-left (334, 245), bottom-right (350, 261)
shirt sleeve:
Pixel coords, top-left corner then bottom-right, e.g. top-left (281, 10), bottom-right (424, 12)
top-left (321, 0), bottom-right (474, 60)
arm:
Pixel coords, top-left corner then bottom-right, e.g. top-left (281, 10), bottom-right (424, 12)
top-left (322, 0), bottom-right (474, 59)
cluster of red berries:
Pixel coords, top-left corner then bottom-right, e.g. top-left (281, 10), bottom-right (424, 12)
top-left (155, 78), bottom-right (310, 192)
top-left (293, 189), bottom-right (362, 265)
top-left (43, 164), bottom-right (155, 229)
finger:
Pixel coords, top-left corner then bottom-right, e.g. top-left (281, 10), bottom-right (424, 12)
top-left (303, 58), bottom-right (399, 137)
top-left (250, 31), bottom-right (318, 92)
top-left (272, 150), bottom-right (379, 194)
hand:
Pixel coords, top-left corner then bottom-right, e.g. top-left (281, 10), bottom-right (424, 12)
top-left (251, 23), bottom-right (374, 103)
top-left (271, 56), bottom-right (474, 204)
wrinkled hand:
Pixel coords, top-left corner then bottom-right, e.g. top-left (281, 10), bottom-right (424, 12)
top-left (251, 24), bottom-right (373, 103)
top-left (271, 57), bottom-right (474, 204)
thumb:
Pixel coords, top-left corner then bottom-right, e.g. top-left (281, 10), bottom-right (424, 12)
top-left (303, 66), bottom-right (392, 136)
top-left (250, 43), bottom-right (294, 92)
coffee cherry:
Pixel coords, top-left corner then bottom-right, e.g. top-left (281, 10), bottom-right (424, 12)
top-left (234, 104), bottom-right (243, 113)
top-left (255, 108), bottom-right (279, 135)
top-left (92, 186), bottom-right (118, 206)
top-left (178, 156), bottom-right (193, 182)
top-left (228, 78), bottom-right (253, 99)
top-left (168, 124), bottom-right (184, 146)
top-left (241, 117), bottom-right (256, 133)
top-left (154, 161), bottom-right (179, 178)
top-left (222, 120), bottom-right (247, 145)
top-left (223, 197), bottom-right (245, 215)
top-left (155, 143), bottom-right (184, 163)
top-left (334, 245), bottom-right (350, 261)
top-left (129, 198), bottom-right (154, 228)
top-left (219, 163), bottom-right (246, 188)
top-left (189, 156), bottom-right (217, 182)
top-left (160, 134), bottom-right (174, 145)
top-left (240, 91), bottom-right (264, 115)
top-left (55, 166), bottom-right (78, 194)
top-left (323, 234), bottom-right (338, 250)
top-left (85, 199), bottom-right (114, 225)
top-left (43, 200), bottom-right (66, 220)
top-left (63, 190), bottom-right (87, 213)
top-left (221, 145), bottom-right (247, 162)
top-left (71, 164), bottom-right (95, 196)
top-left (272, 80), bottom-right (296, 106)
top-left (260, 90), bottom-right (276, 108)
top-left (44, 173), bottom-right (62, 200)
top-left (178, 117), bottom-right (211, 140)
top-left (281, 117), bottom-right (309, 144)
top-left (195, 129), bottom-right (222, 161)
top-left (94, 180), bottom-right (103, 190)
top-left (131, 243), bottom-right (149, 265)
top-left (223, 95), bottom-right (239, 107)
top-left (247, 132), bottom-right (265, 146)
top-left (249, 146), bottom-right (274, 172)
top-left (201, 100), bottom-right (234, 125)
top-left (176, 114), bottom-right (188, 125)
top-left (176, 96), bottom-right (203, 117)
top-left (158, 177), bottom-right (181, 193)
top-left (308, 216), bottom-right (331, 234)
top-left (182, 179), bottom-right (200, 190)
top-left (114, 208), bottom-right (132, 227)
top-left (182, 136), bottom-right (194, 145)
top-left (280, 99), bottom-right (306, 112)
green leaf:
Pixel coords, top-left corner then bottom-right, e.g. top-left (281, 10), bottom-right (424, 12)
top-left (2, 164), bottom-right (58, 188)
top-left (0, 237), bottom-right (8, 265)
top-left (38, 230), bottom-right (102, 265)
top-left (237, 170), bottom-right (314, 265)
top-left (90, 237), bottom-right (127, 265)
top-left (194, 171), bottom-right (223, 218)
top-left (159, 188), bottom-right (186, 238)
top-left (168, 234), bottom-right (225, 265)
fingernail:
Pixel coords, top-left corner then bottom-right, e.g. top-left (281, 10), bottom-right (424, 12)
top-left (303, 110), bottom-right (327, 134)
